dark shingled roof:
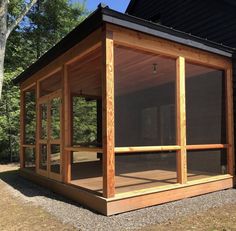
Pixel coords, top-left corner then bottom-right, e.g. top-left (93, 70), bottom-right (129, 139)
top-left (126, 0), bottom-right (236, 14)
top-left (13, 4), bottom-right (235, 85)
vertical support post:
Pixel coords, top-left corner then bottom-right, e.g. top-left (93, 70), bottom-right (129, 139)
top-left (47, 100), bottom-right (51, 175)
top-left (176, 56), bottom-right (187, 184)
top-left (20, 88), bottom-right (25, 169)
top-left (226, 68), bottom-right (235, 175)
top-left (63, 64), bottom-right (72, 183)
top-left (35, 81), bottom-right (40, 173)
top-left (102, 26), bottom-right (115, 198)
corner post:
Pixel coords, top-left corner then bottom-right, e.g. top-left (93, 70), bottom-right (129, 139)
top-left (226, 68), bottom-right (235, 175)
top-left (20, 88), bottom-right (25, 169)
top-left (35, 81), bottom-right (40, 173)
top-left (63, 64), bottom-right (72, 183)
top-left (102, 25), bottom-right (115, 198)
top-left (176, 56), bottom-right (187, 184)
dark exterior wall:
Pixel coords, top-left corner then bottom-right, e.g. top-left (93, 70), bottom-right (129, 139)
top-left (127, 0), bottom-right (236, 174)
top-left (127, 0), bottom-right (236, 48)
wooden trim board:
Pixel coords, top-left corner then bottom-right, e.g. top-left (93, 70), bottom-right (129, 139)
top-left (102, 26), bottom-right (115, 198)
top-left (108, 24), bottom-right (231, 70)
top-left (19, 169), bottom-right (233, 216)
top-left (20, 90), bottom-right (25, 169)
top-left (225, 68), bottom-right (235, 175)
top-left (176, 57), bottom-right (187, 184)
top-left (106, 178), bottom-right (233, 216)
top-left (115, 146), bottom-right (180, 153)
top-left (20, 169), bottom-right (107, 215)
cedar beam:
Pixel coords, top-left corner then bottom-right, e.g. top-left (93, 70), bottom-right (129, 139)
top-left (115, 146), bottom-right (181, 153)
top-left (20, 89), bottom-right (25, 169)
top-left (176, 56), bottom-right (187, 184)
top-left (186, 144), bottom-right (228, 150)
top-left (35, 81), bottom-right (40, 172)
top-left (102, 26), bottom-right (115, 198)
top-left (226, 68), bottom-right (235, 175)
top-left (63, 64), bottom-right (72, 183)
top-left (65, 147), bottom-right (103, 152)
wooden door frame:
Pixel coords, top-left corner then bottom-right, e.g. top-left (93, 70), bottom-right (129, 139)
top-left (36, 90), bottom-right (63, 181)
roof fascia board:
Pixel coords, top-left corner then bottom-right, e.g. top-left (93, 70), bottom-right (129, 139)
top-left (102, 14), bottom-right (233, 58)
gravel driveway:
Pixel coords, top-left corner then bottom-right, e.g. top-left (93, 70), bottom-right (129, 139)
top-left (0, 164), bottom-right (236, 231)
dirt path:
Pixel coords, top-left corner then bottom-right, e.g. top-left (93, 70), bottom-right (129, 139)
top-left (0, 164), bottom-right (77, 231)
top-left (144, 203), bottom-right (236, 231)
top-left (1, 164), bottom-right (236, 231)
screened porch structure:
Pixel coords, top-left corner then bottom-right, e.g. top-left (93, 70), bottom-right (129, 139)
top-left (15, 6), bottom-right (235, 215)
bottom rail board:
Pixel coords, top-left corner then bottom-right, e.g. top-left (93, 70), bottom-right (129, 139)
top-left (19, 170), bottom-right (107, 215)
top-left (107, 178), bottom-right (233, 215)
top-left (19, 169), bottom-right (233, 216)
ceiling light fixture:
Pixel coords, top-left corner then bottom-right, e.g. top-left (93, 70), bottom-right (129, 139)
top-left (152, 63), bottom-right (158, 74)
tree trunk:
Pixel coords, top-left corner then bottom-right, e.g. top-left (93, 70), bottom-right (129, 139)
top-left (0, 46), bottom-right (6, 99)
top-left (0, 0), bottom-right (8, 99)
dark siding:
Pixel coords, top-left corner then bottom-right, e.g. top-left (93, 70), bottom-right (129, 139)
top-left (127, 0), bottom-right (236, 174)
top-left (127, 0), bottom-right (236, 48)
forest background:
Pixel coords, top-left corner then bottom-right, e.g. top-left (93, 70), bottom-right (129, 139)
top-left (0, 0), bottom-right (88, 162)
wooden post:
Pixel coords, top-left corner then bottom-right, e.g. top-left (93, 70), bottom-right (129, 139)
top-left (63, 64), bottom-right (72, 183)
top-left (226, 68), bottom-right (235, 175)
top-left (176, 56), bottom-right (187, 184)
top-left (20, 88), bottom-right (25, 169)
top-left (102, 26), bottom-right (115, 198)
top-left (35, 81), bottom-right (40, 173)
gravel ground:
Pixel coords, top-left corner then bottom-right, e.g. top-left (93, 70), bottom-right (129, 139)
top-left (1, 164), bottom-right (236, 231)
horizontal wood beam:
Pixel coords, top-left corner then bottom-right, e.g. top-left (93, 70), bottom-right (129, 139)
top-left (111, 174), bottom-right (232, 200)
top-left (186, 144), bottom-right (228, 150)
top-left (22, 144), bottom-right (36, 148)
top-left (38, 89), bottom-right (62, 103)
top-left (21, 82), bottom-right (36, 92)
top-left (65, 147), bottom-right (103, 153)
top-left (108, 24), bottom-right (231, 70)
top-left (107, 177), bottom-right (233, 215)
top-left (115, 146), bottom-right (181, 153)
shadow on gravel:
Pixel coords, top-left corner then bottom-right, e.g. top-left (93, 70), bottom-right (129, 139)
top-left (0, 168), bottom-right (86, 211)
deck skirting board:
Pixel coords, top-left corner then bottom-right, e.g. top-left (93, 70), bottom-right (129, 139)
top-left (19, 169), bottom-right (107, 215)
top-left (107, 178), bottom-right (233, 215)
top-left (19, 170), bottom-right (233, 216)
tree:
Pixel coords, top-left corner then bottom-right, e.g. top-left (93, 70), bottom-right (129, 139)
top-left (0, 70), bottom-right (21, 162)
top-left (0, 0), bottom-right (38, 99)
top-left (24, 0), bottom-right (87, 60)
top-left (0, 0), bottom-right (87, 162)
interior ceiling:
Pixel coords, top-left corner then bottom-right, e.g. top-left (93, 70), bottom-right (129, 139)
top-left (63, 46), bottom-right (222, 97)
top-left (68, 48), bottom-right (102, 97)
top-left (114, 46), bottom-right (220, 95)
top-left (40, 71), bottom-right (62, 96)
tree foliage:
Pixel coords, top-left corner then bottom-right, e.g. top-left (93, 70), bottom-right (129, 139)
top-left (0, 70), bottom-right (21, 162)
top-left (0, 0), bottom-right (88, 162)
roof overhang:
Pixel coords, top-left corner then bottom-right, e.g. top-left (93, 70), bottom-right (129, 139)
top-left (13, 5), bottom-right (235, 85)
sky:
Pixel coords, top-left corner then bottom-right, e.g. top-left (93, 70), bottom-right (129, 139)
top-left (74, 0), bottom-right (131, 13)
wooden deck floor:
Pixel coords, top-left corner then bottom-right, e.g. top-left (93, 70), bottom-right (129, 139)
top-left (70, 161), bottom-right (217, 194)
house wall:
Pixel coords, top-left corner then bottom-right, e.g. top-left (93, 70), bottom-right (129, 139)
top-left (127, 0), bottom-right (236, 175)
top-left (127, 0), bottom-right (236, 48)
